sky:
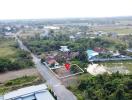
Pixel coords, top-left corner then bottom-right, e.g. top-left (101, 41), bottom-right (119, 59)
top-left (0, 0), bottom-right (132, 19)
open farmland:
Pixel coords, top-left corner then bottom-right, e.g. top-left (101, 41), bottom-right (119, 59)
top-left (94, 26), bottom-right (132, 34)
top-left (0, 38), bottom-right (18, 59)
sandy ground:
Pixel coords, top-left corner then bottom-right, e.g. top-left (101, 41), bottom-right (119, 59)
top-left (87, 64), bottom-right (130, 75)
top-left (0, 68), bottom-right (39, 83)
top-left (87, 64), bottom-right (110, 76)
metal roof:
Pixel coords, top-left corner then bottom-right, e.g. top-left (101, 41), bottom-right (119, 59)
top-left (4, 84), bottom-right (55, 100)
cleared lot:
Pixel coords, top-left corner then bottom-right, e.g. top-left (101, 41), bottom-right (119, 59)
top-left (0, 68), bottom-right (39, 83)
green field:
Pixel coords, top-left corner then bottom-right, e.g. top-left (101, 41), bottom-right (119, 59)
top-left (94, 26), bottom-right (132, 34)
top-left (0, 38), bottom-right (18, 59)
top-left (0, 76), bottom-right (42, 95)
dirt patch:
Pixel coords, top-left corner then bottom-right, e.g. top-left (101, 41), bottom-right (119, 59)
top-left (53, 67), bottom-right (71, 77)
top-left (87, 64), bottom-right (130, 75)
top-left (87, 64), bottom-right (110, 76)
top-left (61, 76), bottom-right (78, 87)
top-left (0, 68), bottom-right (39, 83)
top-left (52, 64), bottom-right (84, 78)
top-left (106, 66), bottom-right (130, 74)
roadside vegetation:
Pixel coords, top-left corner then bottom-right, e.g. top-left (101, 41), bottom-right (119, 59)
top-left (0, 76), bottom-right (43, 95)
top-left (0, 38), bottom-right (34, 73)
top-left (68, 73), bottom-right (132, 100)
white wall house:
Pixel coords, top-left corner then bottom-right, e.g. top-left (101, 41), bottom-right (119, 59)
top-left (59, 46), bottom-right (70, 52)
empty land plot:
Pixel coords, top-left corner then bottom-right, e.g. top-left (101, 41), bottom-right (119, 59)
top-left (0, 75), bottom-right (43, 95)
top-left (0, 68), bottom-right (40, 83)
top-left (52, 64), bottom-right (84, 78)
top-left (102, 61), bottom-right (132, 74)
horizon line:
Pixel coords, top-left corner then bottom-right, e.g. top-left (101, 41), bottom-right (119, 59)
top-left (0, 15), bottom-right (132, 21)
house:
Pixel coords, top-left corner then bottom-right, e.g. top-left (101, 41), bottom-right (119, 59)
top-left (86, 49), bottom-right (99, 60)
top-left (5, 26), bottom-right (11, 31)
top-left (59, 46), bottom-right (70, 52)
top-left (94, 47), bottom-right (108, 54)
top-left (126, 49), bottom-right (132, 53)
top-left (69, 35), bottom-right (75, 41)
top-left (108, 32), bottom-right (118, 38)
top-left (112, 51), bottom-right (120, 57)
top-left (48, 59), bottom-right (59, 68)
top-left (5, 32), bottom-right (14, 36)
top-left (40, 30), bottom-right (49, 38)
top-left (75, 32), bottom-right (82, 39)
top-left (46, 56), bottom-right (59, 68)
top-left (3, 84), bottom-right (55, 100)
top-left (4, 32), bottom-right (15, 38)
top-left (94, 31), bottom-right (107, 36)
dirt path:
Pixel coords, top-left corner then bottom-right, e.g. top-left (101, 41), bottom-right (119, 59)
top-left (0, 68), bottom-right (39, 83)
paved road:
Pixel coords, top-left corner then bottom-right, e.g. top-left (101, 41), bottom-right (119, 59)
top-left (16, 36), bottom-right (77, 100)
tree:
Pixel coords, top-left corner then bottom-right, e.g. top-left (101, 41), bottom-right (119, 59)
top-left (76, 51), bottom-right (87, 62)
top-left (115, 89), bottom-right (125, 100)
top-left (0, 58), bottom-right (12, 72)
top-left (70, 65), bottom-right (78, 73)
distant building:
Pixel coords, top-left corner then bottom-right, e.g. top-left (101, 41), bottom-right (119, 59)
top-left (3, 84), bottom-right (55, 100)
top-left (5, 26), bottom-right (11, 31)
top-left (44, 26), bottom-right (60, 30)
top-left (60, 46), bottom-right (70, 52)
top-left (94, 31), bottom-right (107, 36)
top-left (5, 32), bottom-right (14, 36)
top-left (108, 32), bottom-right (117, 38)
top-left (4, 32), bottom-right (15, 38)
top-left (40, 30), bottom-right (49, 38)
top-left (112, 51), bottom-right (120, 57)
top-left (69, 35), bottom-right (75, 41)
top-left (75, 32), bottom-right (83, 39)
top-left (126, 49), bottom-right (132, 53)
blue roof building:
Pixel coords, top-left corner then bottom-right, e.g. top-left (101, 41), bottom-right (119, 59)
top-left (86, 49), bottom-right (99, 60)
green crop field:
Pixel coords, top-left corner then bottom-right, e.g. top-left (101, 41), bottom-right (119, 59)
top-left (0, 38), bottom-right (18, 59)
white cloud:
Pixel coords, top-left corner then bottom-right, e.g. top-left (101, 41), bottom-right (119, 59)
top-left (0, 0), bottom-right (132, 19)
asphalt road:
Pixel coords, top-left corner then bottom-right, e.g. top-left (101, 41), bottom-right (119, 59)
top-left (16, 36), bottom-right (77, 100)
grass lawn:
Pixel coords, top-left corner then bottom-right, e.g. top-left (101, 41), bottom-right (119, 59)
top-left (0, 76), bottom-right (43, 95)
top-left (0, 47), bottom-right (17, 58)
top-left (0, 39), bottom-right (18, 59)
